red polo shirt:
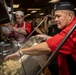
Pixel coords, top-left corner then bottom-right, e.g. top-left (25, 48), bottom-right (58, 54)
top-left (46, 17), bottom-right (76, 75)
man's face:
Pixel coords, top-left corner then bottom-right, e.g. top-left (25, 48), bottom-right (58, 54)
top-left (54, 10), bottom-right (70, 29)
top-left (16, 15), bottom-right (24, 25)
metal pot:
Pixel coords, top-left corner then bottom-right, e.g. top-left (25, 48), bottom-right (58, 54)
top-left (0, 36), bottom-right (48, 75)
top-left (19, 55), bottom-right (42, 75)
top-left (18, 36), bottom-right (48, 75)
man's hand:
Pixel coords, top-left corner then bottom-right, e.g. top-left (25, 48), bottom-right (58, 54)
top-left (44, 15), bottom-right (48, 21)
top-left (2, 23), bottom-right (13, 31)
top-left (36, 34), bottom-right (52, 41)
top-left (36, 34), bottom-right (48, 40)
top-left (4, 51), bottom-right (22, 61)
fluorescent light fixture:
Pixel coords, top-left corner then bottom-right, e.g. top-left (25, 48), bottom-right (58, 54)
top-left (27, 14), bottom-right (31, 16)
top-left (24, 14), bottom-right (31, 17)
top-left (39, 13), bottom-right (44, 15)
top-left (48, 0), bottom-right (59, 3)
top-left (27, 8), bottom-right (41, 10)
top-left (13, 4), bottom-right (19, 8)
top-left (74, 8), bottom-right (76, 10)
top-left (31, 11), bottom-right (37, 13)
top-left (13, 12), bottom-right (16, 14)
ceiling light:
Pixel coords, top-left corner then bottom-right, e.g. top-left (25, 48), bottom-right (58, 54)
top-left (27, 8), bottom-right (41, 10)
top-left (13, 4), bottom-right (19, 8)
top-left (27, 14), bottom-right (31, 16)
top-left (24, 14), bottom-right (31, 17)
top-left (39, 13), bottom-right (44, 15)
top-left (13, 12), bottom-right (16, 14)
top-left (74, 8), bottom-right (76, 10)
top-left (31, 11), bottom-right (37, 13)
top-left (48, 0), bottom-right (59, 3)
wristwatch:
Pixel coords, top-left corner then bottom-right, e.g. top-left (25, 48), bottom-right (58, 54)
top-left (18, 50), bottom-right (24, 57)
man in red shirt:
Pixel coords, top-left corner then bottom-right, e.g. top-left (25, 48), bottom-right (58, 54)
top-left (3, 11), bottom-right (32, 43)
top-left (5, 2), bottom-right (76, 75)
top-left (12, 11), bottom-right (32, 42)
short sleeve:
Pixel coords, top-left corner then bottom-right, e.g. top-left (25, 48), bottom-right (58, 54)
top-left (25, 22), bottom-right (32, 34)
top-left (46, 34), bottom-right (64, 52)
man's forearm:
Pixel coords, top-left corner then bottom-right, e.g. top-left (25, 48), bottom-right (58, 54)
top-left (19, 42), bottom-right (51, 55)
top-left (13, 27), bottom-right (27, 35)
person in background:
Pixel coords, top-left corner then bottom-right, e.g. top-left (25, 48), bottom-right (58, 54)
top-left (3, 11), bottom-right (32, 43)
top-left (5, 2), bottom-right (76, 75)
top-left (44, 15), bottom-right (61, 75)
top-left (44, 15), bottom-right (61, 36)
top-left (1, 26), bottom-right (11, 42)
top-left (1, 7), bottom-right (12, 42)
top-left (32, 22), bottom-right (44, 36)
